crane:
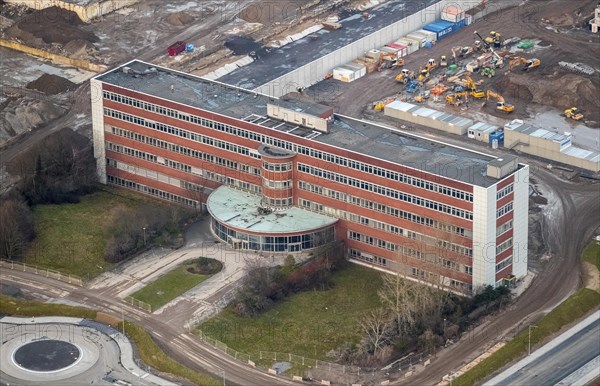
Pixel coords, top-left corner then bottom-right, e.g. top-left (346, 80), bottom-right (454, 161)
top-left (486, 90), bottom-right (514, 113)
top-left (474, 31), bottom-right (504, 67)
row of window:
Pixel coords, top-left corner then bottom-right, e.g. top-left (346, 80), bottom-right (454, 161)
top-left (107, 175), bottom-right (199, 208)
top-left (349, 249), bottom-right (387, 266)
top-left (496, 238), bottom-right (513, 255)
top-left (348, 231), bottom-right (422, 257)
top-left (106, 142), bottom-right (157, 162)
top-left (298, 163), bottom-right (473, 220)
top-left (263, 178), bottom-right (291, 189)
top-left (110, 127), bottom-right (262, 176)
top-left (496, 256), bottom-right (513, 273)
top-left (103, 90), bottom-right (474, 202)
top-left (497, 202), bottom-right (513, 218)
top-left (496, 184), bottom-right (514, 200)
top-left (263, 197), bottom-right (293, 207)
top-left (496, 219), bottom-right (513, 237)
top-left (262, 161), bottom-right (292, 172)
top-left (297, 181), bottom-right (468, 237)
top-left (104, 108), bottom-right (260, 160)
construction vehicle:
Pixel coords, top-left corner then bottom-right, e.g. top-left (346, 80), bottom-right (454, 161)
top-left (509, 57), bottom-right (540, 71)
top-left (480, 67), bottom-right (496, 78)
top-left (446, 91), bottom-right (468, 106)
top-left (564, 107), bottom-right (584, 121)
top-left (440, 55), bottom-right (448, 67)
top-left (465, 77), bottom-right (485, 99)
top-left (417, 68), bottom-right (430, 83)
top-left (395, 69), bottom-right (414, 83)
top-left (425, 58), bottom-right (437, 71)
top-left (487, 31), bottom-right (503, 48)
top-left (430, 84), bottom-right (449, 95)
top-left (486, 91), bottom-right (514, 113)
top-left (406, 80), bottom-right (419, 93)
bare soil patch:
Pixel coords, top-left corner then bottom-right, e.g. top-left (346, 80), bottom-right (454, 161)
top-left (26, 74), bottom-right (77, 95)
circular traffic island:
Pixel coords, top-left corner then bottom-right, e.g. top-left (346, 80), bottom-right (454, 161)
top-left (13, 340), bottom-right (81, 372)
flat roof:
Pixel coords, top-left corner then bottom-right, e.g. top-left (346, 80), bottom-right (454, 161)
top-left (216, 0), bottom-right (438, 88)
top-left (387, 100), bottom-right (474, 129)
top-left (207, 185), bottom-right (337, 234)
top-left (505, 120), bottom-right (571, 143)
top-left (96, 60), bottom-right (501, 187)
top-left (488, 154), bottom-right (518, 168)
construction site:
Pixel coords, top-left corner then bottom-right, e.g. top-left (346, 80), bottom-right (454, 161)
top-left (0, 0), bottom-right (599, 385)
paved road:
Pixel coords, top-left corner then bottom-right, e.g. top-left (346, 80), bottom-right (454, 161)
top-left (0, 269), bottom-right (296, 386)
top-left (484, 312), bottom-right (600, 386)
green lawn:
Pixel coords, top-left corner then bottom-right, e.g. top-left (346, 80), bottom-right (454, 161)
top-left (131, 262), bottom-right (214, 310)
top-left (582, 241), bottom-right (600, 271)
top-left (452, 287), bottom-right (600, 386)
top-left (24, 188), bottom-right (145, 278)
top-left (199, 264), bottom-right (382, 361)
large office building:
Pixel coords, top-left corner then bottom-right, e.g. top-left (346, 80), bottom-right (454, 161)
top-left (91, 60), bottom-right (529, 295)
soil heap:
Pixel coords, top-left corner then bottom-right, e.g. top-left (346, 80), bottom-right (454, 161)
top-left (5, 6), bottom-right (98, 46)
top-left (26, 74), bottom-right (77, 95)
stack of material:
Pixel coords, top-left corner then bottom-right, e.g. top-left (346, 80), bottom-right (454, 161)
top-left (354, 57), bottom-right (378, 73)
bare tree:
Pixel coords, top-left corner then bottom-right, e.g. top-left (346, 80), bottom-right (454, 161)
top-left (357, 307), bottom-right (392, 354)
top-left (0, 199), bottom-right (34, 260)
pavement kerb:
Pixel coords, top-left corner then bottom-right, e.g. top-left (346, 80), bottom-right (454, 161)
top-left (0, 316), bottom-right (177, 386)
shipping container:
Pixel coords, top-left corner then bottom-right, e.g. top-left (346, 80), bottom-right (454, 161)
top-left (415, 29), bottom-right (437, 42)
top-left (395, 38), bottom-right (420, 54)
top-left (422, 20), bottom-right (466, 40)
top-left (333, 63), bottom-right (366, 82)
top-left (167, 41), bottom-right (186, 56)
top-left (441, 5), bottom-right (465, 23)
top-left (406, 32), bottom-right (428, 47)
top-left (386, 43), bottom-right (408, 57)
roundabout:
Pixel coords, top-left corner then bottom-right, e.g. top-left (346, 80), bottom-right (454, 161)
top-left (0, 317), bottom-right (176, 385)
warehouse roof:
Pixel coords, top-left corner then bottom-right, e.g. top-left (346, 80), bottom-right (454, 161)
top-left (96, 60), bottom-right (505, 187)
top-left (207, 185), bottom-right (337, 234)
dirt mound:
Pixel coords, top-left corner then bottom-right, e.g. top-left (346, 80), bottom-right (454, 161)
top-left (0, 96), bottom-right (66, 146)
top-left (26, 74), bottom-right (77, 95)
top-left (5, 6), bottom-right (98, 46)
top-left (496, 73), bottom-right (598, 118)
top-left (63, 39), bottom-right (96, 58)
top-left (166, 12), bottom-right (194, 26)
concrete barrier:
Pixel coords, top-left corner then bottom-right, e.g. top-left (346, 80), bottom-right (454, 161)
top-left (292, 376), bottom-right (303, 382)
top-left (248, 360), bottom-right (256, 367)
top-left (268, 368), bottom-right (277, 375)
top-left (0, 39), bottom-right (107, 73)
top-left (321, 380), bottom-right (331, 386)
top-left (381, 380), bottom-right (390, 385)
top-left (424, 359), bottom-right (431, 367)
top-left (405, 371), bottom-right (414, 378)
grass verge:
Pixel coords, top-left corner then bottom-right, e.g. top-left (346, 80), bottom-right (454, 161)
top-left (200, 264), bottom-right (382, 362)
top-left (582, 241), bottom-right (600, 271)
top-left (131, 261), bottom-right (215, 310)
top-left (0, 295), bottom-right (218, 386)
top-left (24, 188), bottom-right (144, 278)
top-left (452, 287), bottom-right (600, 386)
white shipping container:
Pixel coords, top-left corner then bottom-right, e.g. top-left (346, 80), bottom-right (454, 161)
top-left (406, 32), bottom-right (428, 47)
top-left (395, 38), bottom-right (420, 54)
top-left (416, 29), bottom-right (437, 42)
top-left (333, 63), bottom-right (366, 82)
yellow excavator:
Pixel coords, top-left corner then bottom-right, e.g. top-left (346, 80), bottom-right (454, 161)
top-left (446, 92), bottom-right (468, 106)
top-left (465, 77), bottom-right (485, 99)
top-left (564, 107), bottom-right (584, 121)
top-left (440, 55), bottom-right (448, 67)
top-left (509, 57), bottom-right (541, 71)
top-left (486, 90), bottom-right (514, 113)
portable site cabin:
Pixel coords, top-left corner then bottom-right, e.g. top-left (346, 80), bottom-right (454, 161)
top-left (395, 38), bottom-right (420, 54)
top-left (405, 31), bottom-right (430, 47)
top-left (332, 62), bottom-right (366, 82)
top-left (386, 43), bottom-right (408, 58)
top-left (415, 29), bottom-right (437, 42)
top-left (422, 20), bottom-right (466, 40)
top-left (441, 5), bottom-right (466, 23)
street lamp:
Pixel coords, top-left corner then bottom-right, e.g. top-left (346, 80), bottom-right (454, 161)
top-left (142, 227), bottom-right (147, 245)
top-left (528, 325), bottom-right (538, 356)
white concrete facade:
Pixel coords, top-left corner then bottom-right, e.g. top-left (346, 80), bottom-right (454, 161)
top-left (512, 165), bottom-right (529, 278)
top-left (472, 185), bottom-right (497, 289)
top-left (90, 78), bottom-right (106, 184)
